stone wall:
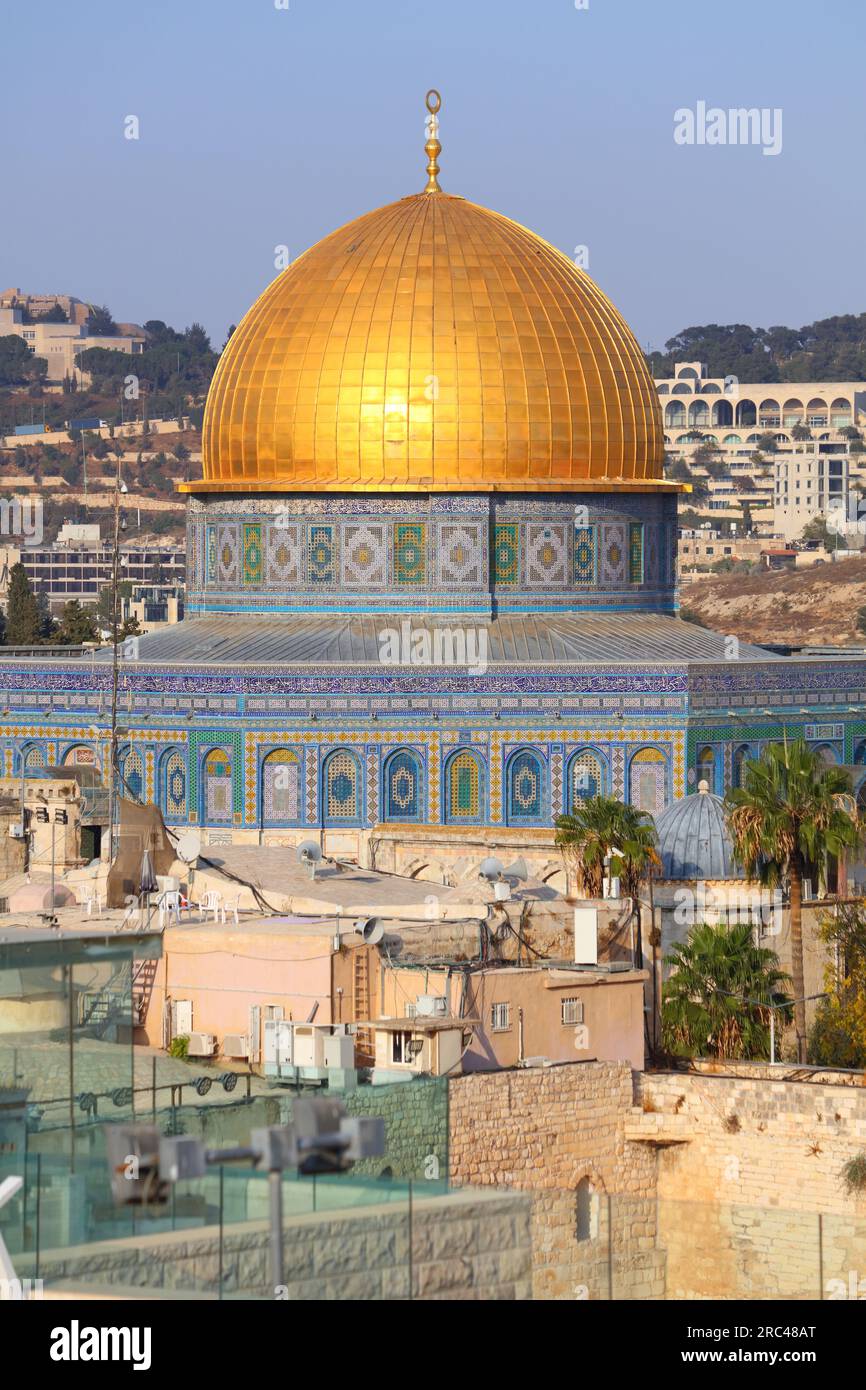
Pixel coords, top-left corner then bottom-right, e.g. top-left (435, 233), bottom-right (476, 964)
top-left (448, 1061), bottom-right (664, 1300)
top-left (638, 1068), bottom-right (866, 1299)
top-left (24, 1189), bottom-right (531, 1301)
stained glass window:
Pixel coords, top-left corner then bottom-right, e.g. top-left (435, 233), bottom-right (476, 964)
top-left (162, 749), bottom-right (187, 820)
top-left (324, 750), bottom-right (359, 823)
top-left (122, 748), bottom-right (144, 801)
top-left (569, 751), bottom-right (604, 809)
top-left (384, 749), bottom-right (422, 821)
top-left (447, 750), bottom-right (482, 821)
top-left (507, 749), bottom-right (544, 822)
top-left (697, 745), bottom-right (715, 793)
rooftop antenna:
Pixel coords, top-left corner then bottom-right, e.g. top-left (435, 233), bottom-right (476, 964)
top-left (424, 90), bottom-right (442, 192)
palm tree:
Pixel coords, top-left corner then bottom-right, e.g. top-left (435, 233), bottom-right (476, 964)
top-left (725, 740), bottom-right (860, 1060)
top-left (555, 796), bottom-right (618, 897)
top-left (662, 922), bottom-right (790, 1061)
top-left (555, 797), bottom-right (659, 902)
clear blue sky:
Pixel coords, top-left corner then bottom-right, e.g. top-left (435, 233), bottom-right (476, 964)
top-left (3, 0), bottom-right (864, 353)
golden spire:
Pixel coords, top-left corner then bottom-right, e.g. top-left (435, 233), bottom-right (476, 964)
top-left (424, 89), bottom-right (442, 192)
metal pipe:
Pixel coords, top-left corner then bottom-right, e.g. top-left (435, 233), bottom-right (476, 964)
top-left (268, 1169), bottom-right (284, 1292)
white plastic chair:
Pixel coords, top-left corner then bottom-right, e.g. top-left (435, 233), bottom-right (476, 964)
top-left (197, 889), bottom-right (222, 922)
top-left (83, 889), bottom-right (103, 917)
top-left (157, 889), bottom-right (185, 929)
top-left (220, 894), bottom-right (240, 926)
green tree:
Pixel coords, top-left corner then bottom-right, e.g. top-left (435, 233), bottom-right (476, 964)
top-left (555, 797), bottom-right (659, 903)
top-left (726, 740), bottom-right (861, 1060)
top-left (5, 563), bottom-right (41, 644)
top-left (662, 922), bottom-right (790, 1061)
top-left (790, 423), bottom-right (812, 444)
top-left (809, 904), bottom-right (866, 1068)
top-left (54, 600), bottom-right (98, 644)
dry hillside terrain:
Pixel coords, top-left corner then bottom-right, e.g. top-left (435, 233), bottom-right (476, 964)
top-left (682, 555), bottom-right (866, 647)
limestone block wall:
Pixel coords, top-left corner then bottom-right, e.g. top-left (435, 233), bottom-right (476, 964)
top-left (448, 1062), bottom-right (664, 1300)
top-left (23, 1190), bottom-right (532, 1301)
top-left (639, 1068), bottom-right (866, 1299)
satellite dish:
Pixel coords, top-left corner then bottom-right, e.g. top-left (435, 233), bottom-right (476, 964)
top-left (502, 857), bottom-right (529, 883)
top-left (357, 916), bottom-right (384, 945)
top-left (297, 840), bottom-right (323, 879)
top-left (478, 855), bottom-right (504, 882)
top-left (175, 830), bottom-right (201, 864)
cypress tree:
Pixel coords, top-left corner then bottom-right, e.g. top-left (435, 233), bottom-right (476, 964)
top-left (5, 563), bottom-right (40, 645)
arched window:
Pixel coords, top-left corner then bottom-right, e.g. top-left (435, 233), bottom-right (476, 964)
top-left (688, 400), bottom-right (709, 427)
top-left (712, 400), bottom-right (733, 428)
top-left (854, 741), bottom-right (866, 766)
top-left (735, 400), bottom-right (757, 428)
top-left (813, 743), bottom-right (838, 767)
top-left (732, 744), bottom-right (751, 790)
top-left (323, 749), bottom-right (361, 824)
top-left (506, 749), bottom-right (545, 824)
top-left (121, 747), bottom-right (144, 801)
top-left (665, 401), bottom-right (686, 428)
top-left (383, 749), bottom-right (423, 822)
top-left (161, 748), bottom-right (187, 821)
top-left (628, 747), bottom-right (667, 815)
top-left (575, 1177), bottom-right (599, 1242)
top-left (445, 750), bottom-right (483, 824)
top-left (568, 750), bottom-right (605, 810)
top-left (22, 744), bottom-right (44, 770)
top-left (261, 748), bottom-right (302, 825)
top-left (696, 745), bottom-right (715, 793)
top-left (203, 748), bottom-right (232, 824)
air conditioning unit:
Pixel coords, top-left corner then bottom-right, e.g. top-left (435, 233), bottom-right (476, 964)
top-left (222, 1033), bottom-right (250, 1059)
top-left (416, 994), bottom-right (448, 1018)
top-left (323, 1033), bottom-right (355, 1069)
top-left (186, 1031), bottom-right (216, 1057)
top-left (8, 824), bottom-right (25, 840)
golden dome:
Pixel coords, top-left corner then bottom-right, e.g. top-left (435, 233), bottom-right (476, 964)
top-left (187, 191), bottom-right (664, 494)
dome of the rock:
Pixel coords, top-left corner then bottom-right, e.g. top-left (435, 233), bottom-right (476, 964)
top-left (188, 191), bottom-right (664, 494)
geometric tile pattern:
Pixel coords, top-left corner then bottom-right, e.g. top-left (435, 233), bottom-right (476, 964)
top-left (162, 748), bottom-right (187, 820)
top-left (628, 523), bottom-right (644, 585)
top-left (628, 746), bottom-right (667, 815)
top-left (383, 748), bottom-right (422, 820)
top-left (569, 749), bottom-right (604, 808)
top-left (492, 523), bottom-right (519, 585)
top-left (574, 526), bottom-right (597, 584)
top-left (323, 749), bottom-right (359, 822)
top-left (438, 522), bottom-right (485, 585)
top-left (216, 524), bottom-right (241, 584)
top-left (394, 523), bottom-right (426, 585)
top-left (262, 748), bottom-right (301, 822)
top-left (266, 523), bottom-right (301, 585)
top-left (507, 748), bottom-right (544, 821)
top-left (204, 747), bottom-right (233, 823)
top-left (243, 523), bottom-right (263, 584)
top-left (447, 749), bottom-right (482, 820)
top-left (343, 524), bottom-right (387, 587)
top-left (527, 523), bottom-right (568, 586)
top-left (308, 525), bottom-right (336, 584)
top-left (600, 523), bottom-right (627, 584)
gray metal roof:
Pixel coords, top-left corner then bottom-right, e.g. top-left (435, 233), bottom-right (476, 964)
top-left (125, 613), bottom-right (778, 669)
top-left (655, 785), bottom-right (745, 881)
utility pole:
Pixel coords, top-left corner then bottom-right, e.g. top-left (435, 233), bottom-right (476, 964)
top-left (104, 454), bottom-right (127, 864)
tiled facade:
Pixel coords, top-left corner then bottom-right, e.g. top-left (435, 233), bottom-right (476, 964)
top-left (185, 492), bottom-right (678, 615)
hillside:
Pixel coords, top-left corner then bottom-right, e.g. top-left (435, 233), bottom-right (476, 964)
top-left (681, 555), bottom-right (866, 647)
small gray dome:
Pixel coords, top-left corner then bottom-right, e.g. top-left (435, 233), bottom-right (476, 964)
top-left (655, 781), bottom-right (745, 881)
